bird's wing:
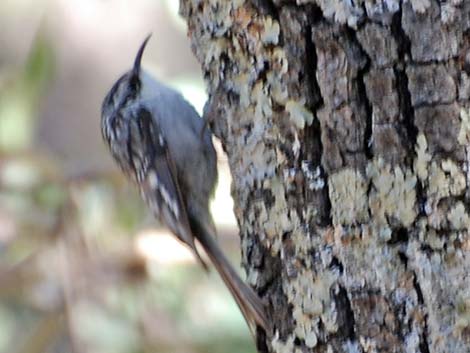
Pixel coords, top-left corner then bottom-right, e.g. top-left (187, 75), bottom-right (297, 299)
top-left (128, 108), bottom-right (268, 333)
top-left (128, 107), bottom-right (207, 268)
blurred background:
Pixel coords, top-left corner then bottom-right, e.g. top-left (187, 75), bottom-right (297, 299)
top-left (0, 1), bottom-right (251, 353)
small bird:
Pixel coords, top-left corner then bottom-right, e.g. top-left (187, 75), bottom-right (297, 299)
top-left (101, 35), bottom-right (268, 334)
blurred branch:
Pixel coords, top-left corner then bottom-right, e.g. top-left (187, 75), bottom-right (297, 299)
top-left (0, 252), bottom-right (41, 299)
top-left (14, 309), bottom-right (65, 353)
top-left (0, 150), bottom-right (125, 188)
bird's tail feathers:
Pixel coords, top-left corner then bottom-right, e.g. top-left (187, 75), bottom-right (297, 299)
top-left (190, 217), bottom-right (269, 335)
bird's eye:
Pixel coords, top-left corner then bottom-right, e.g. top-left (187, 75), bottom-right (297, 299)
top-left (129, 76), bottom-right (140, 91)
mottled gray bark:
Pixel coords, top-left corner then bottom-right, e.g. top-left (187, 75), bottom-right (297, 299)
top-left (180, 1), bottom-right (470, 352)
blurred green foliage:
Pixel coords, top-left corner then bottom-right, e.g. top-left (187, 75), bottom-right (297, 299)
top-left (0, 33), bottom-right (54, 151)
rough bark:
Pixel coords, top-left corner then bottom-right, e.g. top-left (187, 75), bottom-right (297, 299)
top-left (180, 1), bottom-right (470, 352)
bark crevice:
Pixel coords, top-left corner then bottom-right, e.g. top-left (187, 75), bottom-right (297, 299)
top-left (333, 285), bottom-right (356, 341)
top-left (419, 314), bottom-right (431, 353)
top-left (355, 48), bottom-right (373, 159)
top-left (411, 268), bottom-right (431, 353)
top-left (251, 0), bottom-right (279, 21)
top-left (391, 8), bottom-right (418, 153)
top-left (304, 22), bottom-right (331, 226)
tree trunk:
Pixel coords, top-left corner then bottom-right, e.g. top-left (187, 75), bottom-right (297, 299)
top-left (180, 1), bottom-right (470, 352)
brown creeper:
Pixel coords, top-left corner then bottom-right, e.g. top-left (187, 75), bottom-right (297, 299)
top-left (101, 35), bottom-right (268, 334)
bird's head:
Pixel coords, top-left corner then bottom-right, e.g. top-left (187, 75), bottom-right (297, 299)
top-left (102, 34), bottom-right (152, 116)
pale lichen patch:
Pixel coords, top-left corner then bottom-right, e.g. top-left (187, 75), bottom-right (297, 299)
top-left (458, 108), bottom-right (470, 145)
top-left (261, 17), bottom-right (280, 44)
top-left (285, 100), bottom-right (314, 129)
top-left (458, 108), bottom-right (470, 198)
top-left (270, 333), bottom-right (295, 353)
top-left (297, 0), bottom-right (364, 28)
top-left (367, 159), bottom-right (417, 229)
top-left (271, 48), bottom-right (289, 76)
top-left (251, 80), bottom-right (273, 120)
top-left (329, 169), bottom-right (369, 225)
top-left (269, 48), bottom-right (289, 104)
top-left (424, 158), bottom-right (466, 230)
top-left (270, 72), bottom-right (289, 105)
top-left (428, 159), bottom-right (466, 200)
top-left (454, 294), bottom-right (470, 340)
top-left (414, 133), bottom-right (432, 181)
top-left (342, 340), bottom-right (363, 353)
top-left (291, 228), bottom-right (316, 262)
top-left (420, 156), bottom-right (466, 229)
top-left (229, 73), bottom-right (252, 108)
top-left (304, 330), bottom-right (318, 348)
top-left (233, 138), bottom-right (277, 189)
top-left (422, 227), bottom-right (446, 250)
top-left (442, 160), bottom-right (466, 196)
top-left (301, 161), bottom-right (325, 190)
top-left (205, 38), bottom-right (229, 70)
top-left (408, 0), bottom-right (432, 14)
top-left (285, 269), bottom-right (338, 348)
top-left (447, 202), bottom-right (470, 230)
top-left (257, 177), bottom-right (300, 255)
top-left (440, 2), bottom-right (459, 24)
